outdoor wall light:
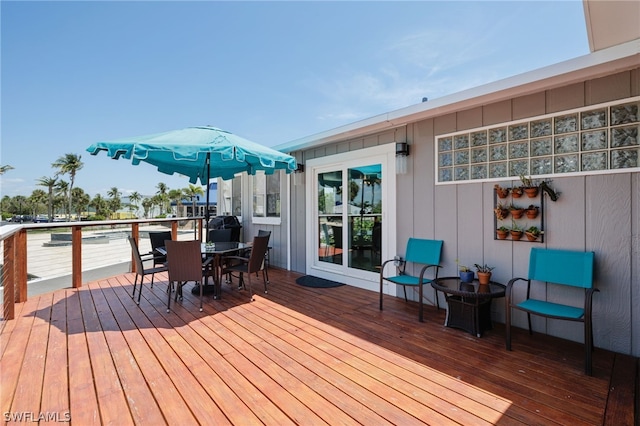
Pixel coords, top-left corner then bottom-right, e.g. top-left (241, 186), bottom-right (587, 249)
top-left (294, 163), bottom-right (305, 186)
top-left (395, 142), bottom-right (409, 175)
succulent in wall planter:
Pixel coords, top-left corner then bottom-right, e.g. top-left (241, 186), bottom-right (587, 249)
top-left (525, 205), bottom-right (539, 219)
top-left (494, 184), bottom-right (510, 199)
top-left (511, 186), bottom-right (524, 198)
top-left (509, 204), bottom-right (525, 219)
top-left (496, 226), bottom-right (509, 240)
top-left (519, 174), bottom-right (540, 198)
top-left (525, 226), bottom-right (543, 241)
top-left (510, 222), bottom-right (524, 241)
top-left (494, 203), bottom-right (509, 220)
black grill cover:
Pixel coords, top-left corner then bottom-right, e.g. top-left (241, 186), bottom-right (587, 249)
top-left (208, 216), bottom-right (242, 242)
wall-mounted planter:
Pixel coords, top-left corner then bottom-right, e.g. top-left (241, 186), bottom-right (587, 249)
top-left (494, 185), bottom-right (545, 242)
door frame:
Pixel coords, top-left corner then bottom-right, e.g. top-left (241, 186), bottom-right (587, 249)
top-left (304, 144), bottom-right (397, 291)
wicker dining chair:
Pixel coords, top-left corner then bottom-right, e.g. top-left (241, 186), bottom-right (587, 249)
top-left (128, 236), bottom-right (168, 305)
top-left (221, 234), bottom-right (270, 301)
top-left (165, 240), bottom-right (213, 313)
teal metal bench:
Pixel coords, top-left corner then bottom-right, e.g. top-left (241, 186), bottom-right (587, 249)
top-left (379, 238), bottom-right (443, 322)
top-left (505, 248), bottom-right (598, 375)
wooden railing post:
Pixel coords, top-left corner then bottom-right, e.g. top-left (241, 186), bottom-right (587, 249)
top-left (16, 229), bottom-right (27, 302)
top-left (131, 223), bottom-right (140, 273)
top-left (72, 226), bottom-right (82, 288)
top-left (3, 234), bottom-right (15, 320)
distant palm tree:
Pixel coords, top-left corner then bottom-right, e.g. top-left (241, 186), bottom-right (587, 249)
top-left (55, 180), bottom-right (69, 217)
top-left (141, 198), bottom-right (153, 219)
top-left (36, 176), bottom-right (58, 221)
top-left (71, 187), bottom-right (90, 219)
top-left (0, 165), bottom-right (14, 175)
top-left (52, 153), bottom-right (83, 221)
top-left (184, 184), bottom-right (205, 216)
top-left (168, 189), bottom-right (183, 216)
top-left (156, 182), bottom-right (169, 214)
top-left (107, 187), bottom-right (122, 218)
top-left (129, 191), bottom-right (142, 217)
top-left (28, 189), bottom-right (47, 216)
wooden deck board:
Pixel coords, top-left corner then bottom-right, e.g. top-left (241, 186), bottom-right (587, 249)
top-left (1, 268), bottom-right (637, 425)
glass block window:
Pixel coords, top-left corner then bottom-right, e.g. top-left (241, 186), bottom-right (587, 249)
top-left (436, 98), bottom-right (640, 183)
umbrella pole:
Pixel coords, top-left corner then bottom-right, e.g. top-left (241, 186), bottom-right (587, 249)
top-left (205, 152), bottom-right (211, 239)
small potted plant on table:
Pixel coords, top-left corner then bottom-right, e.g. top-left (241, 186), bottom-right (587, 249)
top-left (456, 260), bottom-right (474, 282)
top-left (474, 264), bottom-right (495, 285)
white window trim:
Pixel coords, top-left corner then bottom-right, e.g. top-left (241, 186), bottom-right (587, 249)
top-left (251, 170), bottom-right (283, 225)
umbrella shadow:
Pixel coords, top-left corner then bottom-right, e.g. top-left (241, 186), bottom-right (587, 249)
top-left (29, 277), bottom-right (249, 335)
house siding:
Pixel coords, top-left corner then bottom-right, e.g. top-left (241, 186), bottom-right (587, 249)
top-left (288, 67), bottom-right (640, 357)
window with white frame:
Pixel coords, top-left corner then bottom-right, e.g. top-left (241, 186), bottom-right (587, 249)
top-left (436, 98), bottom-right (639, 183)
top-left (219, 175), bottom-right (242, 216)
top-left (252, 170), bottom-right (281, 220)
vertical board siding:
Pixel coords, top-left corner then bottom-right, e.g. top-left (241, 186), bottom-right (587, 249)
top-left (289, 68), bottom-right (640, 357)
top-left (588, 173), bottom-right (633, 354)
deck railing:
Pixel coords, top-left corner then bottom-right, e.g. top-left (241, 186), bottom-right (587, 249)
top-left (1, 217), bottom-right (204, 320)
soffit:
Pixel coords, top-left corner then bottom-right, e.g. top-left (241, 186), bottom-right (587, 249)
top-left (583, 0), bottom-right (640, 52)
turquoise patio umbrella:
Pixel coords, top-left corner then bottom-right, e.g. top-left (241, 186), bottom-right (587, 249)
top-left (87, 125), bottom-right (297, 227)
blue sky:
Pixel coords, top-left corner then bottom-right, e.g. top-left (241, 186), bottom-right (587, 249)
top-left (1, 1), bottom-right (589, 198)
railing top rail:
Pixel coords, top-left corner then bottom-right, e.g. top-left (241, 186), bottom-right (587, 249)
top-left (0, 224), bottom-right (24, 241)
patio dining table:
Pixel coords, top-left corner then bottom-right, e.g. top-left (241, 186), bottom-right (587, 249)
top-left (157, 241), bottom-right (251, 300)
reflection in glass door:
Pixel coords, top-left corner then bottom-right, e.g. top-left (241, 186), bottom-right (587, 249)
top-left (317, 164), bottom-right (382, 273)
top-left (317, 171), bottom-right (343, 265)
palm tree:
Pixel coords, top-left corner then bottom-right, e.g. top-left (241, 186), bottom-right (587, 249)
top-left (89, 194), bottom-right (109, 218)
top-left (0, 165), bottom-right (14, 175)
top-left (141, 198), bottom-right (153, 219)
top-left (168, 189), bottom-right (184, 216)
top-left (107, 187), bottom-right (122, 219)
top-left (128, 191), bottom-right (142, 217)
top-left (55, 180), bottom-right (70, 217)
top-left (36, 176), bottom-right (58, 221)
top-left (52, 153), bottom-right (83, 221)
top-left (184, 184), bottom-right (205, 216)
top-left (156, 182), bottom-right (169, 214)
top-left (71, 187), bottom-right (90, 219)
top-left (28, 190), bottom-right (47, 216)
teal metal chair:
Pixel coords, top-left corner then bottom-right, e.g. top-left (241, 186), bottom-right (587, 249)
top-left (379, 238), bottom-right (443, 322)
top-left (505, 248), bottom-right (597, 375)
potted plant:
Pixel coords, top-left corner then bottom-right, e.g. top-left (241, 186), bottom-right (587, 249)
top-left (519, 174), bottom-right (539, 197)
top-left (509, 203), bottom-right (525, 219)
top-left (496, 226), bottom-right (509, 240)
top-left (456, 260), bottom-right (475, 283)
top-left (494, 184), bottom-right (510, 199)
top-left (511, 186), bottom-right (524, 198)
top-left (525, 204), bottom-right (539, 219)
top-left (510, 222), bottom-right (524, 241)
top-left (474, 263), bottom-right (495, 285)
top-left (494, 202), bottom-right (509, 220)
top-left (525, 226), bottom-right (543, 241)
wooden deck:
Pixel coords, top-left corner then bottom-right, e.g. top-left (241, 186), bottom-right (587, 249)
top-left (1, 268), bottom-right (636, 425)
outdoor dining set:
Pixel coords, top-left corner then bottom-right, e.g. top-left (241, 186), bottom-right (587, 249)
top-left (128, 228), bottom-right (271, 314)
